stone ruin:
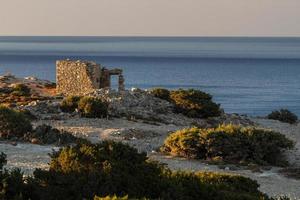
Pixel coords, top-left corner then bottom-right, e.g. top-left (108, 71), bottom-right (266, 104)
top-left (56, 60), bottom-right (125, 96)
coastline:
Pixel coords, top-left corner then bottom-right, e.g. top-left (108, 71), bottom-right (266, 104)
top-left (0, 74), bottom-right (299, 198)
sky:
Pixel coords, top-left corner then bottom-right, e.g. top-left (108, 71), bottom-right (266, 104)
top-left (0, 0), bottom-right (300, 37)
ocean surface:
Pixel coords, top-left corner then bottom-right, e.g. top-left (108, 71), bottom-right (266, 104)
top-left (0, 36), bottom-right (300, 116)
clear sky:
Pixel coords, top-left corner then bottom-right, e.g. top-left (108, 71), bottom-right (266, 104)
top-left (0, 0), bottom-right (300, 36)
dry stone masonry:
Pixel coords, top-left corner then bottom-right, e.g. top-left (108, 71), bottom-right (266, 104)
top-left (56, 59), bottom-right (125, 96)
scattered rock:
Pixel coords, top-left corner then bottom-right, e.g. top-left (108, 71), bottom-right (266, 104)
top-left (9, 141), bottom-right (17, 146)
top-left (30, 138), bottom-right (40, 144)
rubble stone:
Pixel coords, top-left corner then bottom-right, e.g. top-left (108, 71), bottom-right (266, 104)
top-left (56, 59), bottom-right (125, 96)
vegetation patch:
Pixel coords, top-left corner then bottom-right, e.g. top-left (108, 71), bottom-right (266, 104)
top-left (149, 88), bottom-right (171, 102)
top-left (279, 167), bottom-right (300, 180)
top-left (60, 96), bottom-right (81, 112)
top-left (0, 85), bottom-right (50, 106)
top-left (0, 140), bottom-right (293, 199)
top-left (78, 96), bottom-right (108, 118)
top-left (0, 106), bottom-right (32, 139)
top-left (0, 106), bottom-right (79, 145)
top-left (150, 88), bottom-right (221, 118)
top-left (11, 83), bottom-right (31, 96)
top-left (28, 141), bottom-right (269, 200)
top-left (44, 82), bottom-right (56, 89)
top-left (94, 196), bottom-right (146, 200)
top-left (170, 89), bottom-right (221, 118)
top-left (60, 96), bottom-right (109, 118)
top-left (267, 109), bottom-right (298, 124)
top-left (24, 124), bottom-right (81, 145)
top-left (161, 124), bottom-right (294, 166)
top-left (0, 152), bottom-right (30, 200)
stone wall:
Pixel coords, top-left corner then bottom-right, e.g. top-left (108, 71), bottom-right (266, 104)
top-left (56, 60), bottom-right (101, 96)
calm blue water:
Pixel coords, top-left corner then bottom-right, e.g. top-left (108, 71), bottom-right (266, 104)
top-left (0, 36), bottom-right (300, 116)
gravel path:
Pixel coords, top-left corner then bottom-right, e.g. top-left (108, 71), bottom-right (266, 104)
top-left (1, 142), bottom-right (54, 174)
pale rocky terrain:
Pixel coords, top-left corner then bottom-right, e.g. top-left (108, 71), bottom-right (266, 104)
top-left (2, 117), bottom-right (300, 198)
top-left (1, 75), bottom-right (300, 198)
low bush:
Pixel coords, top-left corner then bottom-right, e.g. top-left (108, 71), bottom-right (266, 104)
top-left (78, 97), bottom-right (108, 118)
top-left (19, 109), bottom-right (38, 121)
top-left (60, 96), bottom-right (81, 113)
top-left (150, 88), bottom-right (221, 118)
top-left (0, 152), bottom-right (6, 170)
top-left (11, 83), bottom-right (31, 96)
top-left (279, 167), bottom-right (300, 180)
top-left (24, 124), bottom-right (81, 145)
top-left (170, 89), bottom-right (221, 118)
top-left (0, 106), bottom-right (32, 139)
top-left (31, 141), bottom-right (165, 200)
top-left (61, 96), bottom-right (108, 118)
top-left (267, 109), bottom-right (298, 124)
top-left (94, 195), bottom-right (147, 200)
top-left (149, 88), bottom-right (171, 102)
top-left (0, 152), bottom-right (30, 200)
top-left (44, 82), bottom-right (56, 89)
top-left (161, 124), bottom-right (294, 166)
top-left (29, 141), bottom-right (269, 200)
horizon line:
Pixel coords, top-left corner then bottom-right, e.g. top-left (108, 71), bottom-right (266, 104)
top-left (1, 35), bottom-right (300, 38)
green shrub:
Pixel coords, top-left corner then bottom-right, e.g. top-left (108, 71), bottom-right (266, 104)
top-left (94, 195), bottom-right (148, 200)
top-left (94, 195), bottom-right (129, 200)
top-left (0, 106), bottom-right (32, 139)
top-left (162, 170), bottom-right (267, 200)
top-left (149, 88), bottom-right (171, 102)
top-left (161, 124), bottom-right (294, 166)
top-left (267, 109), bottom-right (298, 124)
top-left (0, 152), bottom-right (30, 200)
top-left (78, 97), bottom-right (108, 118)
top-left (30, 141), bottom-right (269, 200)
top-left (0, 152), bottom-right (6, 170)
top-left (279, 167), bottom-right (300, 180)
top-left (11, 83), bottom-right (31, 96)
top-left (24, 124), bottom-right (81, 145)
top-left (32, 141), bottom-right (166, 200)
top-left (170, 89), bottom-right (221, 118)
top-left (60, 96), bottom-right (81, 113)
top-left (19, 109), bottom-right (38, 121)
top-left (44, 82), bottom-right (56, 89)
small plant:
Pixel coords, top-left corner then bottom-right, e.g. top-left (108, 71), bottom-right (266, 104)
top-left (267, 109), bottom-right (298, 124)
top-left (44, 82), bottom-right (56, 89)
top-left (24, 124), bottom-right (81, 145)
top-left (149, 88), bottom-right (171, 102)
top-left (0, 152), bottom-right (6, 170)
top-left (19, 109), bottom-right (38, 121)
top-left (279, 167), bottom-right (300, 180)
top-left (94, 195), bottom-right (127, 200)
top-left (11, 83), bottom-right (31, 96)
top-left (78, 97), bottom-right (108, 118)
top-left (0, 106), bottom-right (32, 139)
top-left (170, 89), bottom-right (221, 118)
top-left (161, 124), bottom-right (294, 166)
top-left (60, 96), bottom-right (81, 112)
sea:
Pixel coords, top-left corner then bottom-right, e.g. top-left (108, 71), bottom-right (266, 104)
top-left (0, 36), bottom-right (300, 116)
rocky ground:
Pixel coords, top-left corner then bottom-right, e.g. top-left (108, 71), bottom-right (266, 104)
top-left (2, 117), bottom-right (300, 198)
top-left (1, 75), bottom-right (300, 198)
